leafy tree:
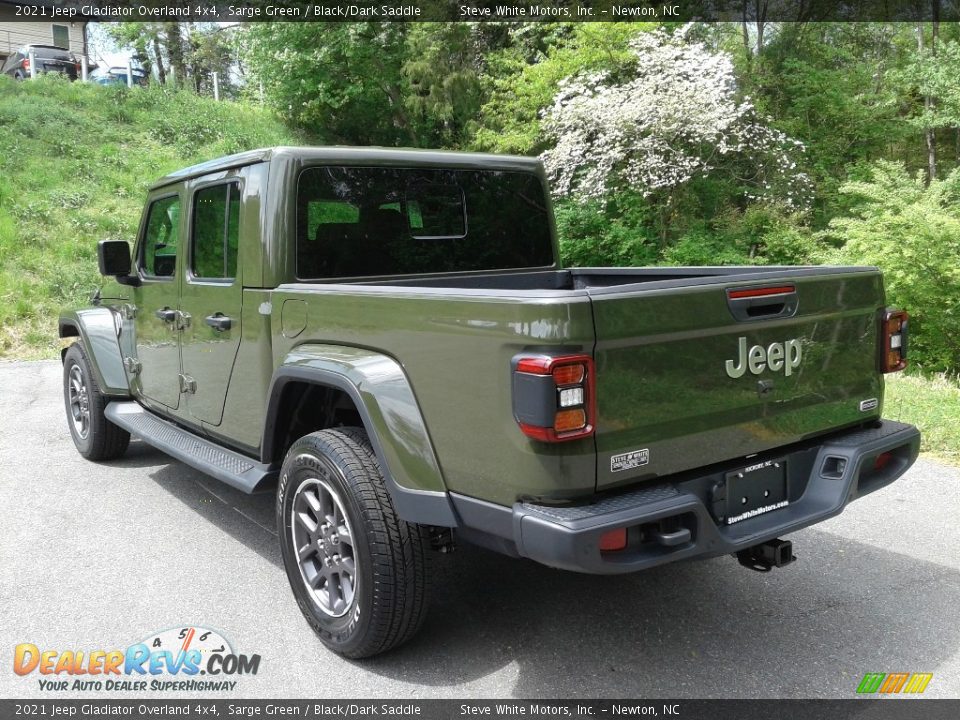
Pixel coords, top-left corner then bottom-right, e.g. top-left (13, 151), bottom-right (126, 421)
top-left (472, 23), bottom-right (651, 154)
top-left (244, 23), bottom-right (415, 145)
top-left (895, 37), bottom-right (960, 182)
top-left (823, 161), bottom-right (960, 371)
top-left (540, 28), bottom-right (811, 211)
top-left (402, 24), bottom-right (486, 147)
top-left (743, 23), bottom-right (906, 223)
top-left (105, 23), bottom-right (168, 83)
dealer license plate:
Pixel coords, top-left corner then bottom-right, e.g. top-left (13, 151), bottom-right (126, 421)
top-left (725, 459), bottom-right (788, 525)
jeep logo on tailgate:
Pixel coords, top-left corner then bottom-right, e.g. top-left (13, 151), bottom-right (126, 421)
top-left (725, 337), bottom-right (802, 378)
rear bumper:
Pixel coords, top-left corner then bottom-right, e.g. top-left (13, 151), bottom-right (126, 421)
top-left (451, 419), bottom-right (920, 574)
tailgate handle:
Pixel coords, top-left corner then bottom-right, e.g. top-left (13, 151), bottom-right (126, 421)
top-left (726, 285), bottom-right (798, 322)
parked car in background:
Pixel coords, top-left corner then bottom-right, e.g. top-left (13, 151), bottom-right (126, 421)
top-left (90, 66), bottom-right (148, 87)
top-left (0, 45), bottom-right (79, 81)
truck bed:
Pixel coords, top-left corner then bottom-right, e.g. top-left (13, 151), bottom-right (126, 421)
top-left (275, 264), bottom-right (884, 503)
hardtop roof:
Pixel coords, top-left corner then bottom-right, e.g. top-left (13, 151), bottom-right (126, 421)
top-left (148, 146), bottom-right (544, 191)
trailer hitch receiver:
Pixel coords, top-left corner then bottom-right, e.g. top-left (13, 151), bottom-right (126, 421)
top-left (736, 538), bottom-right (796, 572)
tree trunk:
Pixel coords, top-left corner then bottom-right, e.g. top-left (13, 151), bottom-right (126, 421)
top-left (151, 35), bottom-right (166, 85)
top-left (165, 22), bottom-right (185, 87)
top-left (929, 3), bottom-right (939, 182)
top-left (755, 0), bottom-right (767, 53)
top-left (740, 1), bottom-right (752, 70)
top-left (918, 21), bottom-right (937, 184)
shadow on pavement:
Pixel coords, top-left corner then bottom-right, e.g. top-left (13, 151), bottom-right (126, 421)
top-left (100, 439), bottom-right (171, 469)
top-left (145, 457), bottom-right (960, 698)
top-left (148, 460), bottom-right (279, 567)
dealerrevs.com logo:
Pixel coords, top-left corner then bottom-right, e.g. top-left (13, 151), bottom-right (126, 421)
top-left (856, 672), bottom-right (933, 694)
top-left (13, 626), bottom-right (261, 692)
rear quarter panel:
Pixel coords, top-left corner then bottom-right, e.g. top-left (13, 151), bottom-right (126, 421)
top-left (269, 285), bottom-right (597, 507)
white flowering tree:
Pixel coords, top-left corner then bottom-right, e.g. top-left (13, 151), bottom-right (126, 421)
top-left (541, 29), bottom-right (811, 209)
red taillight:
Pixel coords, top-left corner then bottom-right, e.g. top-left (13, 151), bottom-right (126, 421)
top-left (513, 354), bottom-right (595, 442)
top-left (599, 528), bottom-right (627, 552)
top-left (727, 285), bottom-right (795, 299)
top-left (880, 309), bottom-right (908, 373)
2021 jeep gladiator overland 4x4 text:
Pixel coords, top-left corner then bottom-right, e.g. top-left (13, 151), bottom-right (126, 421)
top-left (60, 147), bottom-right (920, 657)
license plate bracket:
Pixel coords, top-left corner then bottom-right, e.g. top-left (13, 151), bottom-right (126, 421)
top-left (722, 460), bottom-right (788, 525)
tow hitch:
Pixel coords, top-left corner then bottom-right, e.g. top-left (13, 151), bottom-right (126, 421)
top-left (736, 539), bottom-right (796, 572)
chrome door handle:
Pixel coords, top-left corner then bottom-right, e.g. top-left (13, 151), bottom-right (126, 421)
top-left (204, 314), bottom-right (232, 332)
top-left (154, 307), bottom-right (176, 322)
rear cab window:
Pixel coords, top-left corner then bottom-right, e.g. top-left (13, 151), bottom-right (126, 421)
top-left (296, 167), bottom-right (554, 279)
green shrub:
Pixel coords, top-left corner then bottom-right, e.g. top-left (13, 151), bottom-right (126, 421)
top-left (555, 191), bottom-right (660, 267)
top-left (822, 161), bottom-right (960, 373)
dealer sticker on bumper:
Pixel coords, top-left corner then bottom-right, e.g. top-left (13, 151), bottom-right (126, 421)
top-left (611, 448), bottom-right (649, 473)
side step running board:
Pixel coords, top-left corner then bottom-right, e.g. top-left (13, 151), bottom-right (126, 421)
top-left (105, 402), bottom-right (277, 494)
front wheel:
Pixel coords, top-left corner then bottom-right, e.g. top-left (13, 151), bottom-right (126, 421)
top-left (62, 343), bottom-right (130, 461)
top-left (277, 428), bottom-right (431, 658)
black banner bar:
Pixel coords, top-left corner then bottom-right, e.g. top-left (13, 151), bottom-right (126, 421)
top-left (0, 700), bottom-right (958, 720)
top-left (1, 0), bottom-right (958, 23)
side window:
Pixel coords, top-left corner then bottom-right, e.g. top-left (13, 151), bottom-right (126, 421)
top-left (191, 183), bottom-right (240, 280)
top-left (140, 195), bottom-right (181, 278)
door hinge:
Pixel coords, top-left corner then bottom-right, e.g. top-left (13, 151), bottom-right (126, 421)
top-left (179, 374), bottom-right (197, 395)
top-left (123, 357), bottom-right (141, 375)
top-left (121, 304), bottom-right (137, 320)
top-left (176, 310), bottom-right (192, 330)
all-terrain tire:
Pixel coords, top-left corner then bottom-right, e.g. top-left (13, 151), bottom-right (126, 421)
top-left (62, 343), bottom-right (130, 461)
top-left (277, 427), bottom-right (431, 658)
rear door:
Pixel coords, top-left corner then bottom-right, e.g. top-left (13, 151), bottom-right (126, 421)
top-left (588, 269), bottom-right (885, 491)
top-left (178, 176), bottom-right (243, 427)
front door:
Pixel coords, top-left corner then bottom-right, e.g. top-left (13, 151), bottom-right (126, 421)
top-left (179, 180), bottom-right (243, 427)
top-left (131, 192), bottom-right (183, 411)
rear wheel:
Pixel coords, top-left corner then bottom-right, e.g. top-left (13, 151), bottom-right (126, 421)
top-left (62, 343), bottom-right (130, 461)
top-left (277, 428), bottom-right (431, 658)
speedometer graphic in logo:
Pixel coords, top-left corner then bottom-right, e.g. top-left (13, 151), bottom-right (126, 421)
top-left (140, 625), bottom-right (233, 668)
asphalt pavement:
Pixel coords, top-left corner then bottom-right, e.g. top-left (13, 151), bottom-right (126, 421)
top-left (1, 359), bottom-right (958, 699)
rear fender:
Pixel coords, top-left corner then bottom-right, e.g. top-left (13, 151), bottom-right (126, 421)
top-left (264, 343), bottom-right (457, 527)
top-left (58, 308), bottom-right (130, 397)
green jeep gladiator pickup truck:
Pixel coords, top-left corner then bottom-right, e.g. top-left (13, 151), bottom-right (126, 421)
top-left (59, 147), bottom-right (920, 658)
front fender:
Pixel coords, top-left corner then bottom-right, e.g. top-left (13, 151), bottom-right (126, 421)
top-left (58, 308), bottom-right (130, 397)
top-left (265, 343), bottom-right (457, 527)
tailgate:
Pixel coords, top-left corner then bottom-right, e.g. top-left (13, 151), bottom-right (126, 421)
top-left (589, 269), bottom-right (885, 491)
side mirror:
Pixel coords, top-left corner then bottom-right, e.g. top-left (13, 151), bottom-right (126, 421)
top-left (97, 240), bottom-right (139, 286)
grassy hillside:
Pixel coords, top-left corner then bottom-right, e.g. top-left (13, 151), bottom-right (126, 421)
top-left (0, 74), bottom-right (300, 358)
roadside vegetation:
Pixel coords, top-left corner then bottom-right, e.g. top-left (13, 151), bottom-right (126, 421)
top-left (0, 74), bottom-right (298, 357)
top-left (0, 21), bottom-right (957, 461)
top-left (886, 373), bottom-right (960, 463)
